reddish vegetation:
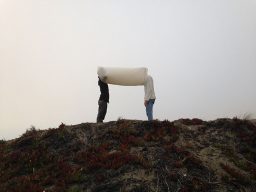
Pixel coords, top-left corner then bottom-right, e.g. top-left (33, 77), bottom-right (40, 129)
top-left (75, 139), bottom-right (151, 171)
top-left (228, 119), bottom-right (256, 164)
top-left (247, 162), bottom-right (256, 179)
top-left (180, 118), bottom-right (204, 126)
top-left (143, 121), bottom-right (179, 142)
top-left (1, 118), bottom-right (256, 191)
top-left (120, 135), bottom-right (143, 151)
top-left (164, 143), bottom-right (191, 156)
top-left (75, 143), bottom-right (139, 170)
top-left (220, 163), bottom-right (250, 184)
top-left (179, 187), bottom-right (190, 192)
top-left (231, 118), bottom-right (256, 143)
top-left (6, 175), bottom-right (44, 192)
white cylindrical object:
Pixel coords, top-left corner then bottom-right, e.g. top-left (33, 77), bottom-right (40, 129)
top-left (97, 67), bottom-right (148, 86)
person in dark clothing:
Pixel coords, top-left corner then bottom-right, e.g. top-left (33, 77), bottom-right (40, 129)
top-left (97, 76), bottom-right (109, 123)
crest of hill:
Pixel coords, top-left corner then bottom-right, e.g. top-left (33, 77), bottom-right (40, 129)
top-left (0, 118), bottom-right (256, 192)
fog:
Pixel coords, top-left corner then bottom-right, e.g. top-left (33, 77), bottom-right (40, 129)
top-left (1, 0), bottom-right (256, 140)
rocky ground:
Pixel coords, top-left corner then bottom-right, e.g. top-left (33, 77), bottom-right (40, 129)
top-left (0, 118), bottom-right (256, 192)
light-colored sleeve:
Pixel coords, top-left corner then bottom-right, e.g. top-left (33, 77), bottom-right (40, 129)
top-left (144, 77), bottom-right (150, 101)
top-left (144, 76), bottom-right (156, 101)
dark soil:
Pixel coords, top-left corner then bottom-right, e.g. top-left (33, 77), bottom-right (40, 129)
top-left (1, 118), bottom-right (256, 192)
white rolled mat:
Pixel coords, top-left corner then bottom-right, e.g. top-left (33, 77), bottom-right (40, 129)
top-left (97, 67), bottom-right (148, 86)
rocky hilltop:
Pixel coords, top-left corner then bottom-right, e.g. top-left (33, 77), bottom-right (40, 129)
top-left (1, 118), bottom-right (256, 192)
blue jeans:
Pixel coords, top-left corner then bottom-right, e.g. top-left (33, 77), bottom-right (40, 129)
top-left (146, 99), bottom-right (155, 120)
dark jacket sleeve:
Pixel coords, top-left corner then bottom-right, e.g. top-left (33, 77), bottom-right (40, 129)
top-left (98, 79), bottom-right (109, 103)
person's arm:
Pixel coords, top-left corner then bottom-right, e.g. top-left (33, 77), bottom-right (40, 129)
top-left (144, 76), bottom-right (150, 106)
top-left (144, 76), bottom-right (153, 99)
top-left (101, 76), bottom-right (107, 82)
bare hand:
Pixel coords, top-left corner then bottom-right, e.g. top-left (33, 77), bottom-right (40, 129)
top-left (102, 76), bottom-right (107, 82)
top-left (144, 100), bottom-right (148, 107)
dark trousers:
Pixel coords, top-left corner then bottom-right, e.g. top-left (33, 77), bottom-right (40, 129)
top-left (97, 100), bottom-right (108, 123)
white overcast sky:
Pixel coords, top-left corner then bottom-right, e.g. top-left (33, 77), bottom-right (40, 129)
top-left (1, 0), bottom-right (256, 140)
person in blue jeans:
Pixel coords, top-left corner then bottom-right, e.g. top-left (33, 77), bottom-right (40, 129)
top-left (144, 75), bottom-right (156, 120)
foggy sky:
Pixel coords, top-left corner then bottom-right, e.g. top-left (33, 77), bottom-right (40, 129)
top-left (1, 0), bottom-right (256, 140)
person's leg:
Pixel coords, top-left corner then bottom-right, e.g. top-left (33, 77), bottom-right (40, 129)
top-left (97, 100), bottom-right (108, 123)
top-left (101, 101), bottom-right (108, 121)
top-left (146, 99), bottom-right (154, 120)
top-left (97, 100), bottom-right (103, 123)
